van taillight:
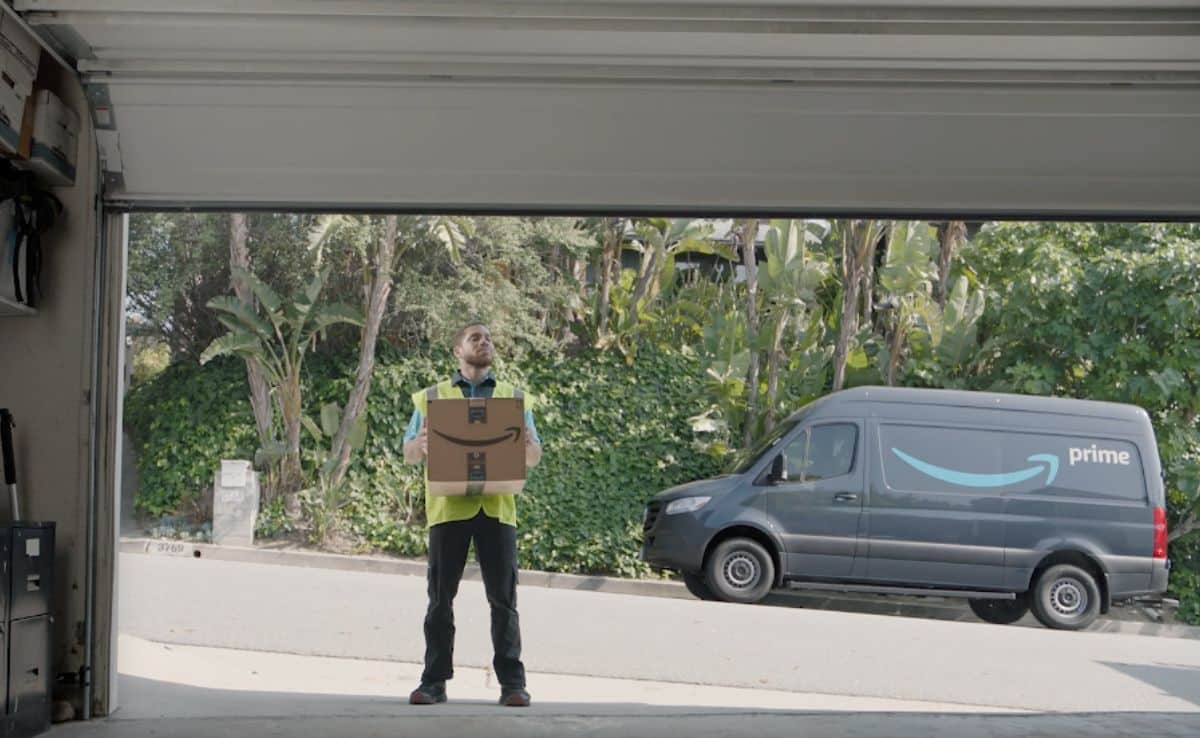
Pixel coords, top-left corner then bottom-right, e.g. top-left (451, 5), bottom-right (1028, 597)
top-left (1153, 507), bottom-right (1168, 559)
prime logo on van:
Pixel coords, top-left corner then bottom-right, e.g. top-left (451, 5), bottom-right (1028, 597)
top-left (1069, 445), bottom-right (1132, 467)
top-left (891, 448), bottom-right (1060, 489)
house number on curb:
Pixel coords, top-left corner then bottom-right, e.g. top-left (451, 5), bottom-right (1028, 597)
top-left (149, 542), bottom-right (190, 556)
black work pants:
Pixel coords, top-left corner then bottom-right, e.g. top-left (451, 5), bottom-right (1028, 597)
top-left (421, 510), bottom-right (525, 688)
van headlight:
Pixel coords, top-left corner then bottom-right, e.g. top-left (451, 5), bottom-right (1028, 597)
top-left (665, 496), bottom-right (711, 515)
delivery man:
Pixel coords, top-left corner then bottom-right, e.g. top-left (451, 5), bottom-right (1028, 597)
top-left (403, 322), bottom-right (542, 707)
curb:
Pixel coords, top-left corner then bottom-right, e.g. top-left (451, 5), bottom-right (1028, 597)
top-left (119, 537), bottom-right (692, 601)
top-left (120, 537), bottom-right (1200, 640)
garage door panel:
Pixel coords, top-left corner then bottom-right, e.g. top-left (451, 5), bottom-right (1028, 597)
top-left (18, 1), bottom-right (1200, 213)
top-left (99, 81), bottom-right (1199, 212)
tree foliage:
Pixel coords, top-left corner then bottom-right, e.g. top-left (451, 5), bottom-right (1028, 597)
top-left (126, 347), bottom-right (722, 576)
top-left (962, 223), bottom-right (1200, 543)
top-left (128, 214), bottom-right (1200, 621)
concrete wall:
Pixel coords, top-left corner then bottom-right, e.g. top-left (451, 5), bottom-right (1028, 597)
top-left (0, 54), bottom-right (103, 715)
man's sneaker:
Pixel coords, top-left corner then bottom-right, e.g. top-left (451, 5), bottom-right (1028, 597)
top-left (409, 682), bottom-right (447, 705)
top-left (499, 687), bottom-right (531, 707)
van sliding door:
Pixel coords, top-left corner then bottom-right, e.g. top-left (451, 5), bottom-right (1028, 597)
top-left (864, 421), bottom-right (1008, 589)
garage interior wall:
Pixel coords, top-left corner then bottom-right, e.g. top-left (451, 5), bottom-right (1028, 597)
top-left (0, 40), bottom-right (113, 717)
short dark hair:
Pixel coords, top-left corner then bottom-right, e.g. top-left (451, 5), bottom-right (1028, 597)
top-left (452, 321), bottom-right (488, 348)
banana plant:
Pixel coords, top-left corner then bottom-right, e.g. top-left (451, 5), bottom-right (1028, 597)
top-left (428, 216), bottom-right (475, 263)
top-left (781, 309), bottom-right (835, 408)
top-left (201, 266), bottom-right (364, 514)
top-left (299, 400), bottom-right (369, 544)
top-left (936, 275), bottom-right (987, 368)
top-left (877, 221), bottom-right (938, 385)
top-left (878, 223), bottom-right (987, 385)
top-left (832, 219), bottom-right (889, 390)
top-left (589, 268), bottom-right (642, 363)
top-left (687, 282), bottom-right (752, 455)
top-left (758, 220), bottom-right (833, 431)
top-left (626, 218), bottom-right (722, 327)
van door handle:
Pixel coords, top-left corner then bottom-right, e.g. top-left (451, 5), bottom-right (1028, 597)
top-left (833, 493), bottom-right (858, 503)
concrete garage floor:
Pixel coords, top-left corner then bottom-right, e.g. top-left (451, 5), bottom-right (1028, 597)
top-left (51, 707), bottom-right (1200, 738)
top-left (54, 716), bottom-right (1200, 738)
top-left (62, 548), bottom-right (1198, 738)
top-left (48, 636), bottom-right (1200, 738)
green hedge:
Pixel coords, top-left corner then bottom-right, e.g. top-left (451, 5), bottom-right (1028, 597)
top-left (124, 348), bottom-right (725, 577)
top-left (1170, 537), bottom-right (1200, 625)
top-left (124, 359), bottom-right (259, 519)
top-left (518, 351), bottom-right (725, 575)
top-left (125, 351), bottom-right (1200, 621)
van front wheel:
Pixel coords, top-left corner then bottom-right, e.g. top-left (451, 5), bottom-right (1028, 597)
top-left (968, 596), bottom-right (1029, 625)
top-left (1030, 564), bottom-right (1101, 630)
top-left (682, 573), bottom-right (717, 601)
top-left (705, 538), bottom-right (775, 604)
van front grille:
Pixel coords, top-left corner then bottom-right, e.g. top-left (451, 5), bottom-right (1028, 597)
top-left (643, 501), bottom-right (662, 532)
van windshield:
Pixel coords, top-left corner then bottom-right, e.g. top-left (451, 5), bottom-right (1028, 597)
top-left (726, 418), bottom-right (801, 475)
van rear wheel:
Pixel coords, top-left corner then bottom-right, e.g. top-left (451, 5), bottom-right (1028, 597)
top-left (968, 596), bottom-right (1029, 625)
top-left (705, 538), bottom-right (775, 604)
top-left (1030, 564), bottom-right (1102, 630)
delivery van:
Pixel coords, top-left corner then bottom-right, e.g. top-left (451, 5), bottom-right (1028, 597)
top-left (641, 387), bottom-right (1171, 630)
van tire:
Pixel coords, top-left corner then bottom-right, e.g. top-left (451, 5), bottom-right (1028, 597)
top-left (705, 538), bottom-right (775, 604)
top-left (968, 596), bottom-right (1029, 625)
top-left (1030, 564), bottom-right (1102, 630)
top-left (682, 573), bottom-right (717, 601)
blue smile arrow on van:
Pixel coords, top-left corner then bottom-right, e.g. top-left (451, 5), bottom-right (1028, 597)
top-left (891, 448), bottom-right (1060, 488)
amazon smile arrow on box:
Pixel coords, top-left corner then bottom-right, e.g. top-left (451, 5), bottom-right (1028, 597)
top-left (427, 397), bottom-right (526, 496)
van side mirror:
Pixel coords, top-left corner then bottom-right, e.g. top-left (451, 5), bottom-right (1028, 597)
top-left (770, 454), bottom-right (788, 483)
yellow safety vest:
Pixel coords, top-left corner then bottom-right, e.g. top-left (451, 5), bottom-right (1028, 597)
top-left (412, 379), bottom-right (531, 528)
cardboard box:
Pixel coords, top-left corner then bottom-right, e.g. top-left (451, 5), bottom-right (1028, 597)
top-left (426, 397), bottom-right (526, 496)
top-left (0, 14), bottom-right (39, 157)
top-left (0, 13), bottom-right (38, 98)
top-left (0, 81), bottom-right (23, 154)
top-left (27, 89), bottom-right (79, 185)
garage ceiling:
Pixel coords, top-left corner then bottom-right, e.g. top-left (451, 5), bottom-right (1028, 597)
top-left (17, 1), bottom-right (1200, 216)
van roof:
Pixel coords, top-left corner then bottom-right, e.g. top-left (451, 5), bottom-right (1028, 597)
top-left (802, 386), bottom-right (1150, 423)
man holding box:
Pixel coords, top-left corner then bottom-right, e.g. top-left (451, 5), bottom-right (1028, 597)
top-left (403, 322), bottom-right (541, 707)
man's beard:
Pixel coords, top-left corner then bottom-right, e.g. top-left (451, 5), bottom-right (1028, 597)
top-left (464, 354), bottom-right (492, 369)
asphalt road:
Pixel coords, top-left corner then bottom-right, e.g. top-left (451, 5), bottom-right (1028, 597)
top-left (119, 552), bottom-right (1200, 713)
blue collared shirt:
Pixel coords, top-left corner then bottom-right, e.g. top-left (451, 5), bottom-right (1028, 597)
top-left (404, 370), bottom-right (541, 445)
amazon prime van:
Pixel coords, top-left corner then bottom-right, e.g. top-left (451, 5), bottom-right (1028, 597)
top-left (640, 387), bottom-right (1170, 630)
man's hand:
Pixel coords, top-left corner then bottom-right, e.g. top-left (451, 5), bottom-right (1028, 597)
top-left (404, 417), bottom-right (428, 464)
top-left (525, 426), bottom-right (542, 468)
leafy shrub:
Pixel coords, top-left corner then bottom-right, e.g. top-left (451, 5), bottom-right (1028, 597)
top-left (124, 358), bottom-right (258, 519)
top-left (1168, 537), bottom-right (1200, 625)
top-left (125, 347), bottom-right (724, 577)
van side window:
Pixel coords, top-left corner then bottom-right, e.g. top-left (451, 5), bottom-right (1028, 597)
top-left (782, 431), bottom-right (810, 481)
top-left (880, 423), bottom-right (1147, 501)
top-left (783, 424), bottom-right (858, 482)
top-left (806, 424), bottom-right (858, 481)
